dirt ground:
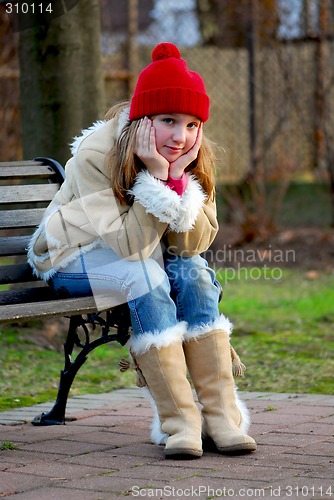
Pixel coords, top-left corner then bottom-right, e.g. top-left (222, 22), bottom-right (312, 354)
top-left (210, 225), bottom-right (334, 272)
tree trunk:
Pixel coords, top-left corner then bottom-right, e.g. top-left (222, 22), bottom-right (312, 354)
top-left (18, 0), bottom-right (105, 166)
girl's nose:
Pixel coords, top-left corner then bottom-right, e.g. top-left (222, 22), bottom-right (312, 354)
top-left (172, 125), bottom-right (186, 144)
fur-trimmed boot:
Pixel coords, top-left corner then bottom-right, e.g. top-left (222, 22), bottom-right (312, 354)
top-left (183, 316), bottom-right (257, 454)
top-left (129, 322), bottom-right (203, 458)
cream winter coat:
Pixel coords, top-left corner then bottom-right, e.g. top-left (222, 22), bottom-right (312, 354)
top-left (27, 107), bottom-right (219, 280)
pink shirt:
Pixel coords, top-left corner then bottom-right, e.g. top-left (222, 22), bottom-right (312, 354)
top-left (166, 173), bottom-right (189, 196)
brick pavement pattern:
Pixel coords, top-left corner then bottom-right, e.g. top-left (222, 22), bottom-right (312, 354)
top-left (0, 389), bottom-right (333, 499)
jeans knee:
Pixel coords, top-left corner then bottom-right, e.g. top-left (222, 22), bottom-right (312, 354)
top-left (165, 255), bottom-right (214, 287)
top-left (123, 258), bottom-right (168, 299)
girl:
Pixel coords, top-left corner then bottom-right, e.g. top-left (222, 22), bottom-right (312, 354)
top-left (28, 42), bottom-right (256, 459)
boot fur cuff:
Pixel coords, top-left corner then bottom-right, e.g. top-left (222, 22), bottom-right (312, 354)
top-left (235, 389), bottom-right (251, 433)
top-left (129, 321), bottom-right (187, 356)
top-left (184, 314), bottom-right (233, 342)
top-left (141, 387), bottom-right (169, 445)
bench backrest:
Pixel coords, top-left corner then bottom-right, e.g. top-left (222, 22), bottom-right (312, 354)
top-left (0, 158), bottom-right (65, 309)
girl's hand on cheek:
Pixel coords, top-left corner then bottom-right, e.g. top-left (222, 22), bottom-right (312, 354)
top-left (134, 117), bottom-right (169, 180)
top-left (169, 124), bottom-right (203, 179)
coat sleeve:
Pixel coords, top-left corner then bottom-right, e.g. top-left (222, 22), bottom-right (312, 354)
top-left (44, 150), bottom-right (171, 261)
top-left (164, 194), bottom-right (219, 256)
top-left (130, 170), bottom-right (219, 256)
top-left (44, 149), bottom-right (216, 261)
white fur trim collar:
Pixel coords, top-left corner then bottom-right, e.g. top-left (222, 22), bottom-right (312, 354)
top-left (116, 106), bottom-right (131, 137)
top-left (70, 120), bottom-right (106, 155)
top-left (69, 106), bottom-right (130, 155)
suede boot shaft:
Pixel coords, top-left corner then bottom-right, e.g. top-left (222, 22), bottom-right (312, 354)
top-left (130, 325), bottom-right (203, 458)
top-left (184, 328), bottom-right (257, 453)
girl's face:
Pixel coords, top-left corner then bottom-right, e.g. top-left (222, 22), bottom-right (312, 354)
top-left (150, 113), bottom-right (201, 163)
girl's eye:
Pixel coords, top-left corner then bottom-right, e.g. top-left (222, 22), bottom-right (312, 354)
top-left (163, 118), bottom-right (174, 124)
top-left (187, 122), bottom-right (199, 129)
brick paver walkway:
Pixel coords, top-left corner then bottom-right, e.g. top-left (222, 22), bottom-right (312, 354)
top-left (0, 389), bottom-right (333, 499)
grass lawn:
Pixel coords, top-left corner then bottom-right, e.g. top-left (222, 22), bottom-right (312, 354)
top-left (0, 327), bottom-right (135, 411)
top-left (0, 267), bottom-right (333, 411)
top-left (217, 267), bottom-right (334, 395)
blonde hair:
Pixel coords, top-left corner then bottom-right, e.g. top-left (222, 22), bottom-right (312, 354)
top-left (105, 101), bottom-right (216, 205)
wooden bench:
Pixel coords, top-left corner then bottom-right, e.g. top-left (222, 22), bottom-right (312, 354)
top-left (0, 158), bottom-right (131, 425)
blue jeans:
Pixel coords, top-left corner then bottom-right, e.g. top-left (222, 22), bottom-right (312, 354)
top-left (48, 247), bottom-right (221, 336)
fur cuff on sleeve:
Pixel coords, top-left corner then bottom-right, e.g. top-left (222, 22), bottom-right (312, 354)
top-left (169, 174), bottom-right (207, 233)
top-left (129, 170), bottom-right (181, 224)
top-left (129, 171), bottom-right (207, 232)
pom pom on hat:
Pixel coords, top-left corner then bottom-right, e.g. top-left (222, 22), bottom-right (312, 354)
top-left (152, 42), bottom-right (181, 61)
top-left (129, 42), bottom-right (210, 122)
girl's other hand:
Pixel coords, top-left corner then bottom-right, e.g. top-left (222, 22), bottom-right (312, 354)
top-left (134, 117), bottom-right (169, 180)
top-left (168, 123), bottom-right (202, 179)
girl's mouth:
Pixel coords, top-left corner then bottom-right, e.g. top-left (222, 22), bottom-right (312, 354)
top-left (165, 146), bottom-right (183, 153)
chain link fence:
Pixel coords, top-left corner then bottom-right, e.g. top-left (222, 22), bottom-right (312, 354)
top-left (1, 0), bottom-right (334, 194)
top-left (101, 0), bottom-right (334, 189)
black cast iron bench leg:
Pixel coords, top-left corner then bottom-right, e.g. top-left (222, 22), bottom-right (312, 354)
top-left (32, 305), bottom-right (131, 426)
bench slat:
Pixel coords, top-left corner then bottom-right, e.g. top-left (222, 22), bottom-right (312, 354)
top-left (0, 165), bottom-right (56, 180)
top-left (0, 287), bottom-right (112, 310)
top-left (0, 263), bottom-right (37, 284)
top-left (0, 184), bottom-right (59, 204)
top-left (0, 236), bottom-right (31, 256)
top-left (0, 286), bottom-right (55, 305)
top-left (0, 208), bottom-right (45, 229)
top-left (0, 160), bottom-right (44, 167)
top-left (0, 295), bottom-right (110, 324)
top-left (0, 159), bottom-right (119, 326)
top-left (0, 160), bottom-right (43, 167)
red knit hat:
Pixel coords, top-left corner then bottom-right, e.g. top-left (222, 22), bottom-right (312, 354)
top-left (129, 43), bottom-right (210, 122)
